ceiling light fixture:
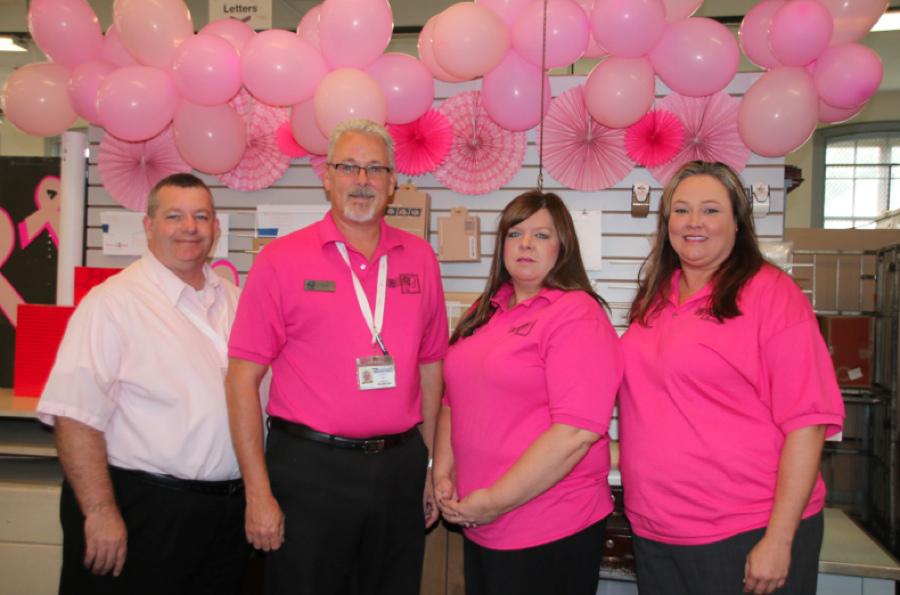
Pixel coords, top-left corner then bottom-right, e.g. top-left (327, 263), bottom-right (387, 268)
top-left (871, 9), bottom-right (900, 32)
top-left (0, 36), bottom-right (27, 53)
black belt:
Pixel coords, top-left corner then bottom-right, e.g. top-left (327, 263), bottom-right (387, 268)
top-left (269, 417), bottom-right (417, 454)
top-left (109, 466), bottom-right (244, 497)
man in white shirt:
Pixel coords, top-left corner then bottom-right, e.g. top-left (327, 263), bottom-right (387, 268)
top-left (37, 173), bottom-right (246, 595)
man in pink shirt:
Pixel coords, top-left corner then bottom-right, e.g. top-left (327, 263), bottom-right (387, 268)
top-left (226, 119), bottom-right (447, 595)
top-left (38, 174), bottom-right (246, 595)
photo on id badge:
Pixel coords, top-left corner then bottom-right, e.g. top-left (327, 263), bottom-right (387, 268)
top-left (357, 355), bottom-right (396, 390)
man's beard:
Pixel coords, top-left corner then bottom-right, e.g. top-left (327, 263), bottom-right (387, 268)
top-left (344, 188), bottom-right (379, 223)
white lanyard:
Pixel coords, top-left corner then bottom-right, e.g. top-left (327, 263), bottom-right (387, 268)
top-left (335, 242), bottom-right (388, 353)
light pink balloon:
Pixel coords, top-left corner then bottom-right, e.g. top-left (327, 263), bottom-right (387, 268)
top-left (366, 53), bottom-right (435, 125)
top-left (475, 0), bottom-right (537, 27)
top-left (97, 66), bottom-right (179, 142)
top-left (819, 98), bottom-right (864, 123)
top-left (241, 30), bottom-right (329, 107)
top-left (769, 0), bottom-right (833, 66)
top-left (649, 18), bottom-right (740, 97)
top-left (813, 43), bottom-right (883, 108)
top-left (738, 67), bottom-right (819, 157)
top-left (433, 3), bottom-right (510, 79)
top-left (319, 0), bottom-right (393, 69)
top-left (661, 0), bottom-right (702, 22)
top-left (513, 0), bottom-right (590, 67)
top-left (313, 68), bottom-right (387, 138)
top-left (113, 0), bottom-right (193, 69)
top-left (574, 0), bottom-right (609, 58)
top-left (291, 98), bottom-right (330, 155)
top-left (819, 0), bottom-right (888, 45)
top-left (738, 0), bottom-right (786, 69)
top-left (173, 101), bottom-right (246, 173)
top-left (1, 62), bottom-right (77, 137)
top-left (297, 5), bottom-right (322, 49)
top-left (591, 0), bottom-right (666, 58)
top-left (102, 25), bottom-right (139, 67)
top-left (417, 14), bottom-right (468, 83)
top-left (172, 34), bottom-right (241, 106)
top-left (584, 56), bottom-right (655, 128)
top-left (201, 18), bottom-right (256, 54)
top-left (28, 0), bottom-right (103, 67)
top-left (68, 60), bottom-right (115, 124)
top-left (482, 50), bottom-right (552, 131)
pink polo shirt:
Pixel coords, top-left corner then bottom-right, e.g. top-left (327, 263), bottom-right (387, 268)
top-left (228, 212), bottom-right (447, 437)
top-left (618, 265), bottom-right (844, 545)
top-left (443, 284), bottom-right (622, 550)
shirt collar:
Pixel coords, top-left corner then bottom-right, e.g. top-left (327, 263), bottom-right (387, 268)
top-left (317, 210), bottom-right (404, 259)
top-left (490, 282), bottom-right (566, 312)
top-left (669, 268), bottom-right (713, 307)
top-left (142, 250), bottom-right (220, 306)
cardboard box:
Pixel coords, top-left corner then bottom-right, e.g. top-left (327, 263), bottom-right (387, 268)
top-left (444, 291), bottom-right (482, 334)
top-left (385, 185), bottom-right (429, 240)
top-left (817, 314), bottom-right (874, 387)
top-left (438, 207), bottom-right (480, 262)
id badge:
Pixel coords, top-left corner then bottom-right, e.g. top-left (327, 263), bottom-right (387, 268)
top-left (356, 355), bottom-right (397, 390)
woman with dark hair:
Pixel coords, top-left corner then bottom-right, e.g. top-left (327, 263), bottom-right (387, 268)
top-left (433, 191), bottom-right (622, 595)
top-left (618, 161), bottom-right (845, 595)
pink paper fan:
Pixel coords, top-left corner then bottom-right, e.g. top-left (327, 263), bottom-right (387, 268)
top-left (434, 91), bottom-right (527, 195)
top-left (387, 109), bottom-right (453, 177)
top-left (218, 89), bottom-right (293, 191)
top-left (276, 122), bottom-right (309, 159)
top-left (625, 110), bottom-right (685, 168)
top-left (649, 92), bottom-right (751, 185)
top-left (540, 86), bottom-right (634, 191)
top-left (97, 126), bottom-right (191, 212)
top-left (310, 154), bottom-right (327, 181)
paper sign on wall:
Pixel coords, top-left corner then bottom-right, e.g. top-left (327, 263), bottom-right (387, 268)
top-left (257, 204), bottom-right (329, 238)
top-left (208, 0), bottom-right (272, 30)
top-left (101, 211), bottom-right (230, 258)
top-left (438, 207), bottom-right (480, 262)
top-left (571, 209), bottom-right (603, 271)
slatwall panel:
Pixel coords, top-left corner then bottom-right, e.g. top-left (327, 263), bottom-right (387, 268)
top-left (85, 73), bottom-right (784, 332)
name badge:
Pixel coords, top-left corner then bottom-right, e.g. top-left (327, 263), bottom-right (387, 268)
top-left (356, 355), bottom-right (396, 391)
top-left (304, 280), bottom-right (336, 292)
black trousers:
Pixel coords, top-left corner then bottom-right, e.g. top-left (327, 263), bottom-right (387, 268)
top-left (463, 516), bottom-right (609, 595)
top-left (264, 423), bottom-right (428, 595)
top-left (59, 468), bottom-right (248, 595)
top-left (632, 511), bottom-right (824, 595)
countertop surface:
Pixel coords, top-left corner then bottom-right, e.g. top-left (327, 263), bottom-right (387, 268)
top-left (819, 508), bottom-right (900, 580)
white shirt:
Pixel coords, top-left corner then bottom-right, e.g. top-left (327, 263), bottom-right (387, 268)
top-left (38, 252), bottom-right (241, 481)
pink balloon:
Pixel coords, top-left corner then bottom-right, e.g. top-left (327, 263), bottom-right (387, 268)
top-left (313, 68), bottom-right (387, 138)
top-left (482, 50), bottom-right (552, 131)
top-left (649, 18), bottom-right (740, 97)
top-left (201, 18), bottom-right (256, 54)
top-left (813, 43), bottom-right (883, 108)
top-left (738, 0), bottom-right (786, 69)
top-left (475, 0), bottom-right (536, 27)
top-left (513, 0), bottom-right (590, 67)
top-left (172, 34), bottom-right (241, 106)
top-left (241, 30), bottom-right (329, 107)
top-left (661, 0), bottom-right (702, 22)
top-left (319, 0), bottom-right (393, 69)
top-left (433, 3), bottom-right (510, 79)
top-left (1, 62), bottom-right (77, 137)
top-left (296, 5), bottom-right (322, 49)
top-left (366, 53), bottom-right (435, 125)
top-left (113, 0), bottom-right (193, 69)
top-left (102, 25), bottom-right (139, 67)
top-left (769, 0), bottom-right (833, 66)
top-left (291, 98), bottom-right (330, 155)
top-left (591, 0), bottom-right (666, 58)
top-left (28, 0), bottom-right (102, 67)
top-left (173, 101), bottom-right (246, 173)
top-left (584, 56), bottom-right (655, 128)
top-left (417, 14), bottom-right (468, 83)
top-left (737, 67), bottom-right (818, 157)
top-left (97, 66), bottom-right (179, 142)
top-left (68, 60), bottom-right (115, 124)
top-left (573, 0), bottom-right (609, 58)
top-left (819, 0), bottom-right (888, 45)
top-left (819, 98), bottom-right (864, 123)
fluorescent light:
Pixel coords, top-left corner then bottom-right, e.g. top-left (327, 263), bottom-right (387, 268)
top-left (871, 10), bottom-right (900, 32)
top-left (0, 37), bottom-right (27, 53)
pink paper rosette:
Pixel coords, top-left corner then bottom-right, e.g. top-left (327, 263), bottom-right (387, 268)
top-left (276, 121), bottom-right (309, 159)
top-left (625, 110), bottom-right (686, 169)
top-left (387, 109), bottom-right (453, 177)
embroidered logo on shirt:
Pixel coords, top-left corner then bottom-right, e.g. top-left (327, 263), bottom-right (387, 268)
top-left (399, 274), bottom-right (421, 294)
top-left (509, 321), bottom-right (536, 336)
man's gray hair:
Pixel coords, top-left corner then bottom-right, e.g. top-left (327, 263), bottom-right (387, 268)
top-left (146, 173), bottom-right (213, 217)
top-left (327, 119), bottom-right (396, 170)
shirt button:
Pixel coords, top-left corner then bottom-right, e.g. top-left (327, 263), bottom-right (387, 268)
top-left (673, 312), bottom-right (678, 317)
top-left (360, 264), bottom-right (367, 270)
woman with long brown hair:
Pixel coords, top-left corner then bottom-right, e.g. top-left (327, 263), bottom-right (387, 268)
top-left (618, 161), bottom-right (845, 595)
top-left (433, 190), bottom-right (622, 595)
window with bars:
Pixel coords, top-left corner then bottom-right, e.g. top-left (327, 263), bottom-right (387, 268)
top-left (823, 135), bottom-right (900, 228)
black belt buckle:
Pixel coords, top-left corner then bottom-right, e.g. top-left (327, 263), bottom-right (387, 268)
top-left (363, 439), bottom-right (385, 454)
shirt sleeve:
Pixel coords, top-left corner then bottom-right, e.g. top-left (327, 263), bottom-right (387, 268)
top-left (542, 295), bottom-right (622, 434)
top-left (36, 290), bottom-right (124, 431)
top-left (417, 249), bottom-right (449, 363)
top-left (228, 251), bottom-right (286, 365)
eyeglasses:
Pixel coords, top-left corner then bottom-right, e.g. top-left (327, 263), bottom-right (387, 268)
top-left (327, 162), bottom-right (394, 179)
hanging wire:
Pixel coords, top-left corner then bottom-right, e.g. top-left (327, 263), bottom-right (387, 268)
top-left (536, 0), bottom-right (550, 192)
